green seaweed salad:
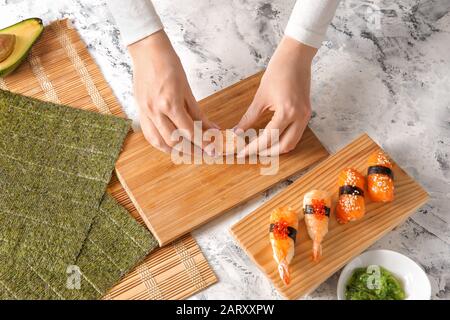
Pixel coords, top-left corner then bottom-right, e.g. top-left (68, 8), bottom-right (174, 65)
top-left (345, 266), bottom-right (406, 300)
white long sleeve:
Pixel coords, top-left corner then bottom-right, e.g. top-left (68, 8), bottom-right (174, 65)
top-left (285, 0), bottom-right (340, 48)
top-left (107, 0), bottom-right (339, 49)
top-left (107, 0), bottom-right (163, 46)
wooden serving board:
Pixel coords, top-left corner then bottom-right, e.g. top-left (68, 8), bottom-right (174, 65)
top-left (0, 19), bottom-right (217, 300)
top-left (230, 134), bottom-right (428, 299)
top-left (116, 72), bottom-right (329, 245)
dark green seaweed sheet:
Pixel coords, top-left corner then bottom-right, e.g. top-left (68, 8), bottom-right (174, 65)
top-left (0, 89), bottom-right (158, 299)
top-left (0, 195), bottom-right (158, 300)
top-left (0, 89), bottom-right (130, 205)
top-left (0, 89), bottom-right (130, 263)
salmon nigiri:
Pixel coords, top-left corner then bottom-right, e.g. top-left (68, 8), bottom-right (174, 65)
top-left (303, 190), bottom-right (331, 262)
top-left (367, 150), bottom-right (394, 202)
top-left (269, 206), bottom-right (301, 285)
top-left (336, 168), bottom-right (366, 224)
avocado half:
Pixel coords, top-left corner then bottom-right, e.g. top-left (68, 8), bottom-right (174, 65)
top-left (0, 18), bottom-right (44, 77)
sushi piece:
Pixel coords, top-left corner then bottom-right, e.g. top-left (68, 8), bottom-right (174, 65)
top-left (269, 206), bottom-right (301, 285)
top-left (367, 150), bottom-right (394, 202)
top-left (204, 129), bottom-right (245, 156)
top-left (336, 168), bottom-right (366, 224)
top-left (303, 190), bottom-right (331, 262)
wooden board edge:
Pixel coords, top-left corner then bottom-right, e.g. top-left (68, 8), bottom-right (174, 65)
top-left (115, 167), bottom-right (164, 246)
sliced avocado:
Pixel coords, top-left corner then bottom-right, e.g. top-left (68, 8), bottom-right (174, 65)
top-left (0, 18), bottom-right (44, 77)
top-left (0, 34), bottom-right (16, 62)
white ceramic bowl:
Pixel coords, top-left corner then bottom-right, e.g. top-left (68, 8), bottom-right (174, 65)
top-left (337, 249), bottom-right (431, 300)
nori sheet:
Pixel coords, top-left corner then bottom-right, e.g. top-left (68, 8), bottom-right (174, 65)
top-left (0, 89), bottom-right (158, 299)
top-left (0, 195), bottom-right (158, 300)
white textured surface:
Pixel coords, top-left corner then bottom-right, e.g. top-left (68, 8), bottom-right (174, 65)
top-left (1, 0), bottom-right (448, 300)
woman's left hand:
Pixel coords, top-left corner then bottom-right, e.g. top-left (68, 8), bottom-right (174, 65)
top-left (235, 36), bottom-right (317, 157)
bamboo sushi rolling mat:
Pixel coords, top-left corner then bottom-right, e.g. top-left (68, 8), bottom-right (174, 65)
top-left (0, 19), bottom-right (216, 300)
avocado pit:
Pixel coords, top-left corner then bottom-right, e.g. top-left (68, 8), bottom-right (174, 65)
top-left (0, 34), bottom-right (16, 63)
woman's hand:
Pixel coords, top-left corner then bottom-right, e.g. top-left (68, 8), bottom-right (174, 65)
top-left (235, 36), bottom-right (317, 156)
top-left (129, 30), bottom-right (218, 153)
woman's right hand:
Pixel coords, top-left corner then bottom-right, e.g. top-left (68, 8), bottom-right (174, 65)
top-left (128, 30), bottom-right (218, 153)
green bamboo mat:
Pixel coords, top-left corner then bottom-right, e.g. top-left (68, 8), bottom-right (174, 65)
top-left (0, 90), bottom-right (158, 299)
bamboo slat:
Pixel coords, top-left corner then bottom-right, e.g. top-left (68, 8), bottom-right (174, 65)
top-left (230, 134), bottom-right (429, 300)
top-left (0, 19), bottom-right (216, 300)
top-left (115, 72), bottom-right (330, 245)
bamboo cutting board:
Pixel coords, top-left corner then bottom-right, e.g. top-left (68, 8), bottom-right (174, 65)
top-left (230, 134), bottom-right (428, 299)
top-left (0, 19), bottom-right (216, 300)
top-left (116, 73), bottom-right (329, 245)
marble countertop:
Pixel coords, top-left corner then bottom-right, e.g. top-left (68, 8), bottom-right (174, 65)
top-left (1, 0), bottom-right (448, 300)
